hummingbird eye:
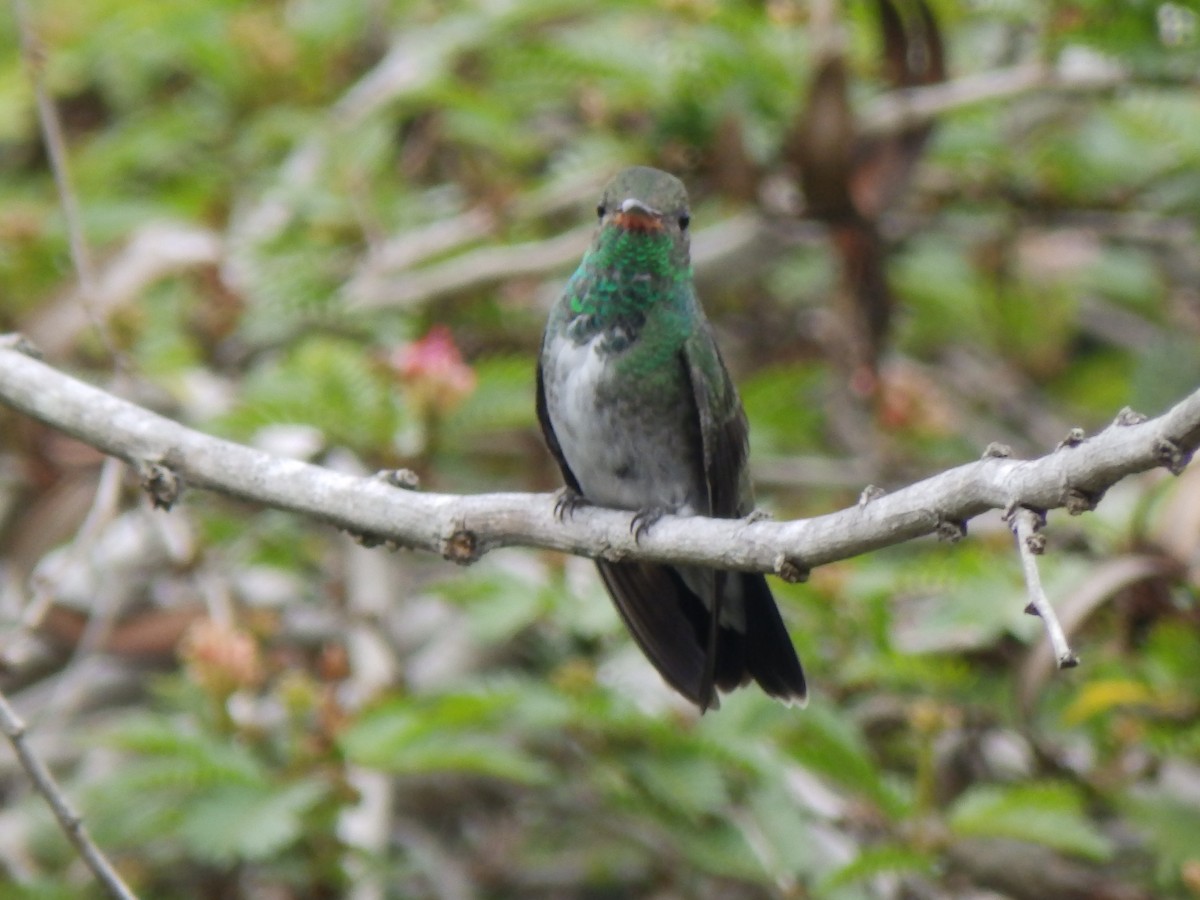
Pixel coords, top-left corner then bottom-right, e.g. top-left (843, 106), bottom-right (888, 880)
top-left (596, 203), bottom-right (606, 220)
top-left (678, 214), bottom-right (691, 231)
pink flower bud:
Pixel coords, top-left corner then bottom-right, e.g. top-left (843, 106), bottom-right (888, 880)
top-left (390, 326), bottom-right (477, 416)
top-left (180, 619), bottom-right (263, 697)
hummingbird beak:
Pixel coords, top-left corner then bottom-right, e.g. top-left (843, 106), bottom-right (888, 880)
top-left (620, 197), bottom-right (659, 216)
top-left (611, 197), bottom-right (664, 233)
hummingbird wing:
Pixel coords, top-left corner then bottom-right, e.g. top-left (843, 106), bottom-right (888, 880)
top-left (535, 360), bottom-right (582, 494)
top-left (682, 326), bottom-right (749, 706)
top-left (683, 326), bottom-right (807, 707)
top-left (681, 324), bottom-right (750, 519)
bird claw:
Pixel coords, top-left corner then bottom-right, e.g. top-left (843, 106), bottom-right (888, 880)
top-left (630, 506), bottom-right (667, 543)
top-left (554, 488), bottom-right (588, 521)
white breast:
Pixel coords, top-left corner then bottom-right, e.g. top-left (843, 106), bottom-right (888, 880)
top-left (544, 332), bottom-right (700, 514)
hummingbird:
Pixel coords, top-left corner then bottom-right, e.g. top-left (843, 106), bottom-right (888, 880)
top-left (536, 166), bottom-right (807, 711)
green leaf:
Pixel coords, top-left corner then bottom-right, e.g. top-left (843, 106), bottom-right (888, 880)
top-left (739, 363), bottom-right (828, 456)
top-left (669, 819), bottom-right (767, 883)
top-left (341, 691), bottom-right (552, 785)
top-left (745, 784), bottom-right (826, 882)
top-left (106, 715), bottom-right (266, 789)
top-left (442, 355), bottom-right (537, 445)
top-left (818, 844), bottom-right (936, 892)
top-left (947, 782), bottom-right (1114, 861)
top-left (435, 557), bottom-right (551, 644)
top-left (1121, 783), bottom-right (1200, 888)
top-left (787, 703), bottom-right (910, 820)
top-left (178, 781), bottom-right (328, 864)
top-left (1132, 333), bottom-right (1200, 415)
top-left (221, 335), bottom-right (402, 450)
top-left (628, 753), bottom-right (729, 819)
top-left (892, 233), bottom-right (992, 351)
top-left (1078, 245), bottom-right (1163, 311)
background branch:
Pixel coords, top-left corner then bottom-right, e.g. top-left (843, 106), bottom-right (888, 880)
top-left (6, 6), bottom-right (141, 897)
top-left (860, 54), bottom-right (1126, 137)
top-left (0, 689), bottom-right (137, 900)
top-left (2, 338), bottom-right (1196, 580)
top-left (25, 224), bottom-right (222, 360)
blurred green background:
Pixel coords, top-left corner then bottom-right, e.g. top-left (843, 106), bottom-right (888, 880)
top-left (1, 1), bottom-right (1199, 898)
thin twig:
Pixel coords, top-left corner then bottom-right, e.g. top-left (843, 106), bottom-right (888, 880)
top-left (1, 338), bottom-right (1197, 579)
top-left (1010, 507), bottom-right (1078, 668)
top-left (10, 0), bottom-right (135, 707)
top-left (345, 225), bottom-right (593, 310)
top-left (20, 455), bottom-right (123, 634)
top-left (12, 0), bottom-right (119, 361)
top-left (25, 223), bottom-right (222, 358)
top-left (332, 52), bottom-right (1130, 312)
top-left (40, 460), bottom-right (133, 719)
top-left (860, 55), bottom-right (1125, 137)
top-left (9, 11), bottom-right (140, 894)
top-left (0, 690), bottom-right (138, 900)
top-left (224, 7), bottom-right (531, 296)
top-left (1016, 554), bottom-right (1174, 715)
top-left (342, 169), bottom-right (611, 304)
top-left (262, 48), bottom-right (1127, 316)
top-left (346, 213), bottom-right (824, 312)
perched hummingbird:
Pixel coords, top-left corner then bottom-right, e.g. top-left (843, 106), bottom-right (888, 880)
top-left (536, 166), bottom-right (807, 711)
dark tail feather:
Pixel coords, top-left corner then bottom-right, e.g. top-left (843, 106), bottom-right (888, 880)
top-left (699, 572), bottom-right (725, 712)
top-left (596, 560), bottom-right (710, 706)
top-left (596, 561), bottom-right (806, 709)
top-left (740, 573), bottom-right (808, 704)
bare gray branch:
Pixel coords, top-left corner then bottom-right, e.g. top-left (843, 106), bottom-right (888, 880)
top-left (0, 689), bottom-right (137, 900)
top-left (3, 337), bottom-right (1198, 579)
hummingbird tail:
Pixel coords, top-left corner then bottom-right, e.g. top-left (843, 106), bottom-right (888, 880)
top-left (596, 560), bottom-right (710, 707)
top-left (740, 572), bottom-right (808, 705)
top-left (596, 560), bottom-right (806, 709)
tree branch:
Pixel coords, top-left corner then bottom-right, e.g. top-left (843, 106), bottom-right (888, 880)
top-left (25, 223), bottom-right (222, 359)
top-left (859, 54), bottom-right (1126, 138)
top-left (1008, 506), bottom-right (1078, 668)
top-left (14, 0), bottom-right (98, 305)
top-left (1, 336), bottom-right (1197, 580)
top-left (345, 225), bottom-right (594, 311)
top-left (337, 57), bottom-right (1130, 314)
top-left (344, 213), bottom-right (824, 312)
top-left (0, 688), bottom-right (137, 900)
top-left (9, 8), bottom-right (139, 896)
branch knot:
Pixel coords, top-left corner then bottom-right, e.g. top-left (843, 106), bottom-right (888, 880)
top-left (444, 528), bottom-right (480, 565)
top-left (1113, 406), bottom-right (1147, 427)
top-left (1056, 427), bottom-right (1086, 450)
top-left (1063, 487), bottom-right (1103, 515)
top-left (935, 519), bottom-right (967, 543)
top-left (376, 468), bottom-right (421, 490)
top-left (774, 555), bottom-right (809, 583)
top-left (135, 459), bottom-right (183, 510)
top-left (0, 333), bottom-right (43, 359)
top-left (858, 485), bottom-right (886, 506)
top-left (1153, 437), bottom-right (1192, 476)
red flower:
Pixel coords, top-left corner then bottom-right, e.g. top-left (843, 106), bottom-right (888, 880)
top-left (390, 326), bottom-right (476, 416)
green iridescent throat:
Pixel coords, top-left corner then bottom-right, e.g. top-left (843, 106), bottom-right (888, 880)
top-left (568, 225), bottom-right (686, 325)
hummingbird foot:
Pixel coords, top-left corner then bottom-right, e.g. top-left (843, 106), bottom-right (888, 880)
top-left (742, 509), bottom-right (773, 524)
top-left (630, 506), bottom-right (667, 543)
top-left (553, 487), bottom-right (588, 521)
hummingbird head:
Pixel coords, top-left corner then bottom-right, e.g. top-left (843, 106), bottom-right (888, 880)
top-left (564, 166), bottom-right (693, 324)
top-left (594, 166), bottom-right (692, 266)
